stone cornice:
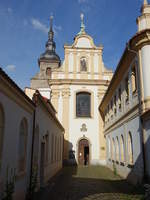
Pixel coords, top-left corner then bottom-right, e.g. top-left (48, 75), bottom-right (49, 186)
top-left (129, 29), bottom-right (150, 50)
top-left (49, 79), bottom-right (110, 86)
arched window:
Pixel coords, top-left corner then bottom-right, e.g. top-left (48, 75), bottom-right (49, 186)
top-left (108, 137), bottom-right (111, 159)
top-left (120, 135), bottom-right (125, 163)
top-left (131, 66), bottom-right (137, 94)
top-left (46, 67), bottom-right (51, 76)
top-left (18, 118), bottom-right (28, 173)
top-left (0, 104), bottom-right (4, 169)
top-left (33, 125), bottom-right (39, 167)
top-left (112, 138), bottom-right (115, 160)
top-left (76, 92), bottom-right (91, 117)
top-left (128, 132), bottom-right (133, 164)
top-left (116, 137), bottom-right (119, 162)
top-left (80, 57), bottom-right (87, 72)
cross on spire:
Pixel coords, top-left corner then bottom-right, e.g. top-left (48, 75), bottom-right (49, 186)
top-left (50, 14), bottom-right (53, 31)
top-left (144, 0), bottom-right (148, 5)
top-left (78, 13), bottom-right (86, 35)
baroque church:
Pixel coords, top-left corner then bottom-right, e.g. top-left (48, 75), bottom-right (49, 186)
top-left (30, 14), bottom-right (113, 165)
top-left (2, 0), bottom-right (150, 199)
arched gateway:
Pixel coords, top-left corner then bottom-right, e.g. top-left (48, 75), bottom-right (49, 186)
top-left (78, 139), bottom-right (90, 165)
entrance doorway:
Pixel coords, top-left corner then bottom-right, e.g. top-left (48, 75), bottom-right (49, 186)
top-left (78, 139), bottom-right (90, 165)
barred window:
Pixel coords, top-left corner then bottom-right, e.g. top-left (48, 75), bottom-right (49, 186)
top-left (76, 92), bottom-right (91, 117)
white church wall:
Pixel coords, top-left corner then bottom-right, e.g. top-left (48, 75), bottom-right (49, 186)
top-left (68, 53), bottom-right (73, 72)
top-left (68, 85), bottom-right (100, 165)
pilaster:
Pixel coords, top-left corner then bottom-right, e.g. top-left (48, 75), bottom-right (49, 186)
top-left (62, 87), bottom-right (71, 160)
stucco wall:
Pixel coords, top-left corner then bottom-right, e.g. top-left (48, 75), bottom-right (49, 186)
top-left (0, 92), bottom-right (34, 200)
top-left (106, 116), bottom-right (144, 184)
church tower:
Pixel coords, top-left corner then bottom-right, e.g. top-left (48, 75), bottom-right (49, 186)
top-left (31, 14), bottom-right (113, 165)
top-left (31, 16), bottom-right (61, 98)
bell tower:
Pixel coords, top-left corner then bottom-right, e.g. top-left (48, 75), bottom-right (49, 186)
top-left (31, 15), bottom-right (61, 91)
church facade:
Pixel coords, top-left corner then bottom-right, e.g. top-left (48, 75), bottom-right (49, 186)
top-left (31, 15), bottom-right (113, 165)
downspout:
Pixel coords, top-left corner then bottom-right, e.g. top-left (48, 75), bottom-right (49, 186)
top-left (29, 94), bottom-right (37, 193)
top-left (126, 42), bottom-right (147, 182)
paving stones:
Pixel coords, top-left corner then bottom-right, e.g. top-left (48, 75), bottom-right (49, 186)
top-left (35, 165), bottom-right (144, 200)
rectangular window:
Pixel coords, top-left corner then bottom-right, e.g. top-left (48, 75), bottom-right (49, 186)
top-left (76, 92), bottom-right (91, 117)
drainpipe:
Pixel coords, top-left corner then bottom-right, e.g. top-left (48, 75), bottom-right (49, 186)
top-left (126, 42), bottom-right (147, 182)
top-left (29, 94), bottom-right (37, 193)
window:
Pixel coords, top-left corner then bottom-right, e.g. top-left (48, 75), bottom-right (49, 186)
top-left (114, 95), bottom-right (117, 114)
top-left (125, 76), bottom-right (129, 102)
top-left (112, 138), bottom-right (115, 160)
top-left (80, 57), bottom-right (87, 72)
top-left (128, 132), bottom-right (133, 165)
top-left (18, 118), bottom-right (28, 173)
top-left (120, 135), bottom-right (125, 163)
top-left (108, 137), bottom-right (111, 159)
top-left (131, 66), bottom-right (137, 94)
top-left (46, 67), bottom-right (51, 76)
top-left (118, 87), bottom-right (122, 109)
top-left (76, 92), bottom-right (91, 117)
top-left (0, 105), bottom-right (4, 170)
top-left (116, 137), bottom-right (119, 162)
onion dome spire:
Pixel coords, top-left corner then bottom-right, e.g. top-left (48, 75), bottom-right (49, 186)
top-left (39, 15), bottom-right (61, 67)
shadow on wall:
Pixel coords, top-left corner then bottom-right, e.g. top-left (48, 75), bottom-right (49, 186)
top-left (63, 139), bottom-right (77, 166)
top-left (107, 125), bottom-right (150, 186)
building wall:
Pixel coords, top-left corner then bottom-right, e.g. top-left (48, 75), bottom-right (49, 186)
top-left (34, 103), bottom-right (63, 186)
top-left (106, 116), bottom-right (144, 184)
top-left (68, 85), bottom-right (101, 165)
top-left (0, 90), bottom-right (34, 200)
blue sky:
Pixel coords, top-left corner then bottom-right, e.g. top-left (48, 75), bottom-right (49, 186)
top-left (0, 0), bottom-right (143, 89)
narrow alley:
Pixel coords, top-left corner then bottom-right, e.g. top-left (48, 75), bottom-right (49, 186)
top-left (35, 165), bottom-right (144, 200)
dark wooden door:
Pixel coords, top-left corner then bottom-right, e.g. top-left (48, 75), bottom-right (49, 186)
top-left (78, 139), bottom-right (89, 165)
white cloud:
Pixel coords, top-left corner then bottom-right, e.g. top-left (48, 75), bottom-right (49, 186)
top-left (54, 25), bottom-right (62, 36)
top-left (31, 18), bottom-right (48, 33)
top-left (31, 18), bottom-right (62, 36)
top-left (5, 65), bottom-right (16, 72)
top-left (78, 0), bottom-right (88, 4)
top-left (7, 7), bottom-right (13, 14)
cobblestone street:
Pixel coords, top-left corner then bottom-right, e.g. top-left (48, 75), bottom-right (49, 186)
top-left (35, 165), bottom-right (144, 200)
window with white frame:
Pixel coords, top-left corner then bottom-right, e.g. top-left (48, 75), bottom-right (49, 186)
top-left (116, 137), bottom-right (119, 162)
top-left (131, 66), bottom-right (137, 94)
top-left (128, 132), bottom-right (133, 165)
top-left (120, 135), bottom-right (125, 163)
